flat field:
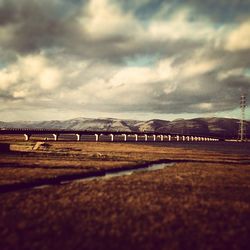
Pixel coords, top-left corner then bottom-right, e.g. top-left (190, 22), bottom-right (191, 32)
top-left (0, 138), bottom-right (250, 250)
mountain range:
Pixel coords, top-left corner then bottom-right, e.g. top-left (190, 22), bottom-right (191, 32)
top-left (0, 117), bottom-right (249, 139)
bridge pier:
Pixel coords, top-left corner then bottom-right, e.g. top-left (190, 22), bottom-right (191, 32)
top-left (135, 134), bottom-right (138, 142)
top-left (122, 134), bottom-right (127, 142)
top-left (153, 135), bottom-right (156, 141)
top-left (168, 135), bottom-right (171, 141)
top-left (144, 134), bottom-right (148, 141)
top-left (76, 134), bottom-right (81, 141)
top-left (182, 136), bottom-right (185, 141)
top-left (160, 135), bottom-right (164, 141)
top-left (110, 134), bottom-right (114, 142)
top-left (53, 134), bottom-right (59, 141)
top-left (24, 134), bottom-right (30, 141)
top-left (176, 135), bottom-right (180, 141)
top-left (94, 134), bottom-right (99, 142)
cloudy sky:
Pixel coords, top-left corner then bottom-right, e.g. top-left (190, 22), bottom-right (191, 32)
top-left (0, 0), bottom-right (250, 121)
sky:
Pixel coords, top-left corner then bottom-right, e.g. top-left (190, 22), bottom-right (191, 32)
top-left (0, 0), bottom-right (250, 122)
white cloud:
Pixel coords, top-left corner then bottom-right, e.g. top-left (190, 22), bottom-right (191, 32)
top-left (13, 90), bottom-right (28, 98)
top-left (148, 8), bottom-right (216, 41)
top-left (79, 1), bottom-right (217, 45)
top-left (107, 57), bottom-right (177, 89)
top-left (39, 68), bottom-right (62, 90)
top-left (225, 20), bottom-right (250, 51)
top-left (0, 69), bottom-right (19, 90)
top-left (0, 54), bottom-right (63, 98)
top-left (181, 59), bottom-right (219, 78)
top-left (73, 57), bottom-right (179, 107)
top-left (217, 68), bottom-right (244, 80)
top-left (157, 58), bottom-right (178, 80)
top-left (19, 55), bottom-right (46, 77)
top-left (192, 102), bottom-right (213, 111)
top-left (79, 0), bottom-right (141, 40)
top-left (109, 67), bottom-right (154, 86)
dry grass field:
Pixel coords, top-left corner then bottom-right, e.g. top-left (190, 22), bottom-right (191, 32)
top-left (0, 137), bottom-right (250, 250)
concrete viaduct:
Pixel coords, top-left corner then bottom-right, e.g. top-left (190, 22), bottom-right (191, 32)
top-left (0, 129), bottom-right (220, 142)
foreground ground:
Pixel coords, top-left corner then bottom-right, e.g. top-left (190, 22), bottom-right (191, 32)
top-left (0, 139), bottom-right (250, 250)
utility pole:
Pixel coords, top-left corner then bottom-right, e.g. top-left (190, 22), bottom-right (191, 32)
top-left (238, 94), bottom-right (247, 142)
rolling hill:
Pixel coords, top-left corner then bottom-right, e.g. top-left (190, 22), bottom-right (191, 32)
top-left (0, 117), bottom-right (249, 139)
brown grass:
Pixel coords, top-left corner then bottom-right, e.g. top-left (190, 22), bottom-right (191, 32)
top-left (0, 139), bottom-right (250, 250)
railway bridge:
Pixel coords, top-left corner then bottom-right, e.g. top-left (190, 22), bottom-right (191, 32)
top-left (0, 129), bottom-right (220, 142)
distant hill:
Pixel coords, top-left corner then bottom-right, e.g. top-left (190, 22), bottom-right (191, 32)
top-left (0, 117), bottom-right (249, 139)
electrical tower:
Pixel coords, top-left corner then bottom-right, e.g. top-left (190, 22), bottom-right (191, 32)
top-left (238, 94), bottom-right (247, 142)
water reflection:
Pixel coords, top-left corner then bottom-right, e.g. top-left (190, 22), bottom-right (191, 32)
top-left (34, 162), bottom-right (175, 190)
top-left (104, 163), bottom-right (175, 179)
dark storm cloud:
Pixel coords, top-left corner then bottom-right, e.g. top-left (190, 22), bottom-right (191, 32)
top-left (1, 0), bottom-right (249, 58)
top-left (0, 0), bottom-right (83, 25)
top-left (223, 75), bottom-right (250, 92)
top-left (0, 0), bottom-right (206, 63)
top-left (0, 93), bottom-right (18, 100)
top-left (0, 0), bottom-right (84, 53)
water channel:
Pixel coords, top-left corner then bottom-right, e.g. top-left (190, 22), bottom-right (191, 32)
top-left (0, 162), bottom-right (175, 193)
top-left (73, 162), bottom-right (175, 183)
